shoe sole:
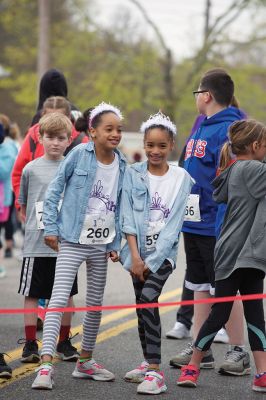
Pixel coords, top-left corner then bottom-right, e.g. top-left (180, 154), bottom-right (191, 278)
top-left (56, 352), bottom-right (79, 362)
top-left (32, 379), bottom-right (54, 390)
top-left (72, 370), bottom-right (115, 381)
top-left (177, 380), bottom-right (197, 388)
top-left (218, 367), bottom-right (251, 376)
top-left (170, 360), bottom-right (214, 369)
top-left (21, 354), bottom-right (41, 363)
top-left (124, 376), bottom-right (145, 383)
top-left (0, 372), bottom-right (12, 379)
top-left (166, 334), bottom-right (190, 340)
top-left (252, 385), bottom-right (266, 392)
top-left (213, 338), bottom-right (229, 344)
top-left (32, 384), bottom-right (53, 390)
top-left (137, 384), bottom-right (167, 394)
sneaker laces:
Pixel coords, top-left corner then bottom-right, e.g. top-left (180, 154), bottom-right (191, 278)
top-left (183, 368), bottom-right (197, 377)
top-left (224, 349), bottom-right (244, 362)
top-left (181, 343), bottom-right (193, 355)
top-left (17, 338), bottom-right (40, 345)
top-left (59, 332), bottom-right (79, 350)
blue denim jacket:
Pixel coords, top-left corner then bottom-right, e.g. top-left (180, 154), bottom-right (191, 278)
top-left (43, 142), bottom-right (127, 252)
top-left (120, 161), bottom-right (194, 273)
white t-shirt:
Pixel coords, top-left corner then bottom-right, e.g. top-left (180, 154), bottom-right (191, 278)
top-left (79, 154), bottom-right (119, 249)
top-left (146, 165), bottom-right (185, 262)
top-left (87, 153), bottom-right (119, 215)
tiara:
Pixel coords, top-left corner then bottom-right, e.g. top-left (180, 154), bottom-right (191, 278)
top-left (89, 102), bottom-right (123, 129)
top-left (140, 111), bottom-right (177, 136)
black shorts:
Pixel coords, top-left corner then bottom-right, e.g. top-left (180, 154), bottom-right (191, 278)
top-left (183, 232), bottom-right (216, 293)
top-left (18, 257), bottom-right (78, 299)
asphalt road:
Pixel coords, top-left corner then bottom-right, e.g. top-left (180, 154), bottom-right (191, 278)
top-left (0, 233), bottom-right (265, 400)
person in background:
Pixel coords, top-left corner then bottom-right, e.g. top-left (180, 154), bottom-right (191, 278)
top-left (31, 68), bottom-right (80, 126)
top-left (18, 112), bottom-right (79, 364)
top-left (0, 117), bottom-right (18, 277)
top-left (177, 119), bottom-right (266, 393)
top-left (169, 69), bottom-right (250, 376)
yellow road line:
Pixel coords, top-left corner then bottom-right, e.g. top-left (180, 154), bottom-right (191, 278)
top-left (6, 287), bottom-right (182, 363)
top-left (0, 305), bottom-right (175, 389)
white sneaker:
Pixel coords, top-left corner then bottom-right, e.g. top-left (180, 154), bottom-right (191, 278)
top-left (32, 364), bottom-right (54, 390)
top-left (72, 358), bottom-right (115, 381)
top-left (137, 371), bottom-right (167, 394)
top-left (166, 322), bottom-right (190, 339)
top-left (124, 361), bottom-right (149, 383)
top-left (213, 328), bottom-right (229, 344)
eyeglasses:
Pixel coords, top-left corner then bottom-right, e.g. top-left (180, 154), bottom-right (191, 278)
top-left (193, 90), bottom-right (209, 97)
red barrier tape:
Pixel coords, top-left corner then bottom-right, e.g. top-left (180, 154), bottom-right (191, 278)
top-left (1, 292), bottom-right (266, 315)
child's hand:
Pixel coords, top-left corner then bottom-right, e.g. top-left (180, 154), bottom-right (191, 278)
top-left (44, 236), bottom-right (59, 252)
top-left (130, 257), bottom-right (146, 282)
top-left (107, 251), bottom-right (119, 262)
top-left (143, 265), bottom-right (150, 280)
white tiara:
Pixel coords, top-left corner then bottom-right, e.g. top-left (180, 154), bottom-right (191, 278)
top-left (140, 111), bottom-right (177, 136)
top-left (89, 102), bottom-right (123, 128)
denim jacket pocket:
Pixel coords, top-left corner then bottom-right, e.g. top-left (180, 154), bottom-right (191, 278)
top-left (132, 188), bottom-right (146, 211)
top-left (73, 168), bottom-right (88, 188)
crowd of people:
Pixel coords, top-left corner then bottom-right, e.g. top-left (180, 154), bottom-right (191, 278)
top-left (0, 67), bottom-right (265, 395)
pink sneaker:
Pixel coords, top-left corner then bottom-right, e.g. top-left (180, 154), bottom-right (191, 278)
top-left (137, 371), bottom-right (167, 394)
top-left (124, 361), bottom-right (149, 383)
top-left (177, 364), bottom-right (200, 388)
top-left (72, 358), bottom-right (115, 381)
top-left (253, 372), bottom-right (266, 392)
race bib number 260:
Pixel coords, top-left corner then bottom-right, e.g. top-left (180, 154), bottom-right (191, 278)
top-left (184, 194), bottom-right (201, 222)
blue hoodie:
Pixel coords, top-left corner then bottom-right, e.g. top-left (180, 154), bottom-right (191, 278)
top-left (182, 106), bottom-right (244, 236)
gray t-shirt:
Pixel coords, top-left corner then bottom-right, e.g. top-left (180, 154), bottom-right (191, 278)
top-left (19, 157), bottom-right (62, 257)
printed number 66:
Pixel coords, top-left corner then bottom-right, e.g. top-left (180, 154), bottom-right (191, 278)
top-left (185, 206), bottom-right (194, 216)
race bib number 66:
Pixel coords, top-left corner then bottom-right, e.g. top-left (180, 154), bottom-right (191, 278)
top-left (184, 194), bottom-right (201, 222)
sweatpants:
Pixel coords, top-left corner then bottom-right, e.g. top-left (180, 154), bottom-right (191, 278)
top-left (41, 241), bottom-right (108, 356)
top-left (133, 260), bottom-right (173, 365)
top-left (195, 268), bottom-right (266, 352)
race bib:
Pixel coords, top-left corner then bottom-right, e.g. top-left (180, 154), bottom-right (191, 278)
top-left (35, 200), bottom-right (62, 230)
top-left (79, 214), bottom-right (116, 245)
top-left (145, 220), bottom-right (165, 251)
top-left (184, 194), bottom-right (201, 222)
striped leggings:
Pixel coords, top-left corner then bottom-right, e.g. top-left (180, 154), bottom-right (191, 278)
top-left (41, 241), bottom-right (108, 356)
top-left (133, 260), bottom-right (173, 364)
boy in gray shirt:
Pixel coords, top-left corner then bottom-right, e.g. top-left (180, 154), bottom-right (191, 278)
top-left (18, 112), bottom-right (79, 363)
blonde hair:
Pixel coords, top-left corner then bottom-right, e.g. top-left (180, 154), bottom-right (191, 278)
top-left (43, 96), bottom-right (71, 116)
top-left (219, 119), bottom-right (266, 171)
top-left (0, 113), bottom-right (10, 132)
top-left (39, 112), bottom-right (72, 138)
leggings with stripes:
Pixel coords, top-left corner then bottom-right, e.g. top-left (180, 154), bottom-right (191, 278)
top-left (133, 260), bottom-right (173, 365)
top-left (195, 268), bottom-right (266, 352)
top-left (41, 241), bottom-right (108, 356)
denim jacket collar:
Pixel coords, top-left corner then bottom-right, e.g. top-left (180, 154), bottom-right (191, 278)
top-left (84, 141), bottom-right (127, 165)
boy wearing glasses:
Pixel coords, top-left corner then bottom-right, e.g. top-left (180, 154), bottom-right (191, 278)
top-left (170, 69), bottom-right (249, 375)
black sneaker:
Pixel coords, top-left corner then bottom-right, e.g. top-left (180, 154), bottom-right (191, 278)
top-left (56, 334), bottom-right (79, 361)
top-left (18, 339), bottom-right (40, 363)
top-left (0, 353), bottom-right (12, 379)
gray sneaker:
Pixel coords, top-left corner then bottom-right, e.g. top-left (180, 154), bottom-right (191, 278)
top-left (218, 346), bottom-right (251, 376)
top-left (169, 342), bottom-right (214, 369)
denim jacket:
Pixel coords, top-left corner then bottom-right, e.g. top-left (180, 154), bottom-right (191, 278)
top-left (120, 161), bottom-right (194, 273)
top-left (43, 141), bottom-right (127, 252)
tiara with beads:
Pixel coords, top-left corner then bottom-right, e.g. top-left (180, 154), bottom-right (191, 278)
top-left (140, 111), bottom-right (177, 136)
top-left (89, 102), bottom-right (123, 129)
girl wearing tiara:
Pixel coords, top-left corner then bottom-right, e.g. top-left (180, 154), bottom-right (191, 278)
top-left (120, 112), bottom-right (194, 395)
top-left (32, 102), bottom-right (126, 390)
